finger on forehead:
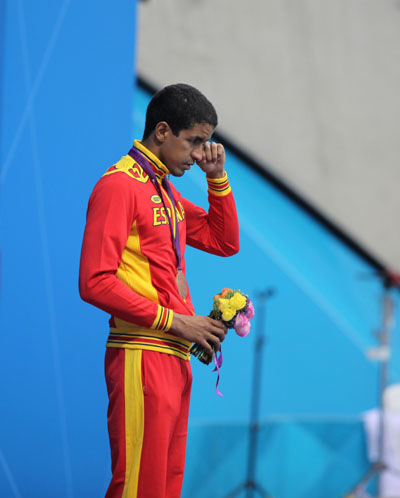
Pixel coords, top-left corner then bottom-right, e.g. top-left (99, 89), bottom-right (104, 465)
top-left (211, 142), bottom-right (218, 151)
top-left (205, 147), bottom-right (213, 161)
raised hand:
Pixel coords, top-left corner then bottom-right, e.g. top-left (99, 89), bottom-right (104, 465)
top-left (196, 142), bottom-right (226, 179)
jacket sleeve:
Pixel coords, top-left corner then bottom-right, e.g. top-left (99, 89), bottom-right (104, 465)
top-left (79, 173), bottom-right (173, 331)
top-left (182, 173), bottom-right (240, 256)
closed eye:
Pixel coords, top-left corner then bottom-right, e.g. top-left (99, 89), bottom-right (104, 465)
top-left (189, 137), bottom-right (204, 146)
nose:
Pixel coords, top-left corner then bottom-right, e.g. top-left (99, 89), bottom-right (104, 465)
top-left (191, 145), bottom-right (203, 162)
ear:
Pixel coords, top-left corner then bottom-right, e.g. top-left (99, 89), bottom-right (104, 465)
top-left (154, 121), bottom-right (171, 144)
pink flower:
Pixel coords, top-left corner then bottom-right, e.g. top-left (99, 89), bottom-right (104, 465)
top-left (244, 300), bottom-right (254, 319)
top-left (234, 313), bottom-right (251, 337)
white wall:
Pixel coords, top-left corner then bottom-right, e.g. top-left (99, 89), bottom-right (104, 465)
top-left (137, 0), bottom-right (400, 269)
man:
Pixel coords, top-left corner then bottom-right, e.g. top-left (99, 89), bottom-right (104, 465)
top-left (79, 83), bottom-right (239, 497)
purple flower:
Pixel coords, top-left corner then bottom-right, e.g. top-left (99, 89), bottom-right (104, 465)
top-left (234, 313), bottom-right (251, 337)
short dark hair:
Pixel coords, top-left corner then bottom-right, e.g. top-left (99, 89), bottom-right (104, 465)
top-left (142, 83), bottom-right (218, 139)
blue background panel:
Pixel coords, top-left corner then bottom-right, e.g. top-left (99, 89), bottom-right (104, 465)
top-left (1, 2), bottom-right (136, 497)
top-left (182, 419), bottom-right (372, 498)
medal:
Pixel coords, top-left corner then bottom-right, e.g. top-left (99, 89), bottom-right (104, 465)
top-left (176, 269), bottom-right (187, 300)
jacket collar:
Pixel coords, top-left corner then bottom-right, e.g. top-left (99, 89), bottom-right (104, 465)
top-left (133, 140), bottom-right (170, 181)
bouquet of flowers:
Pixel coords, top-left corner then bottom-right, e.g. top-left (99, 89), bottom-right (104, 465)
top-left (190, 288), bottom-right (254, 365)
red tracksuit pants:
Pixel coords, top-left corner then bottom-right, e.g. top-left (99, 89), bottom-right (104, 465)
top-left (104, 348), bottom-right (192, 498)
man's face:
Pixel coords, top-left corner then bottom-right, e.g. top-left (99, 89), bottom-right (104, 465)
top-left (158, 123), bottom-right (215, 177)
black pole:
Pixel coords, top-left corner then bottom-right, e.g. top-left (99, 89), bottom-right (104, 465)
top-left (245, 289), bottom-right (274, 497)
top-left (224, 289), bottom-right (275, 498)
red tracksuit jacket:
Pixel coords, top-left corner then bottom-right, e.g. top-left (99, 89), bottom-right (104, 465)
top-left (79, 140), bottom-right (240, 359)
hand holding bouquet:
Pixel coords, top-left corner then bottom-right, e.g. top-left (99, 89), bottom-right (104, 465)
top-left (190, 288), bottom-right (254, 365)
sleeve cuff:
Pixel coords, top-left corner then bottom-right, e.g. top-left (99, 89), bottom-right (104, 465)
top-left (151, 305), bottom-right (173, 331)
top-left (207, 173), bottom-right (232, 197)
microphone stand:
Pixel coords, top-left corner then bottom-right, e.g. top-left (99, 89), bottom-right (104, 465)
top-left (224, 289), bottom-right (275, 498)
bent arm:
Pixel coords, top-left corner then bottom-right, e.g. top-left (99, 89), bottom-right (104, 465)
top-left (183, 173), bottom-right (240, 256)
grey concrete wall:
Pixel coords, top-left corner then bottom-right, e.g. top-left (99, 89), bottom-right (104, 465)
top-left (137, 0), bottom-right (400, 269)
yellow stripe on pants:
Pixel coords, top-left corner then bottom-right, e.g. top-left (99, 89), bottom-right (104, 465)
top-left (122, 349), bottom-right (145, 498)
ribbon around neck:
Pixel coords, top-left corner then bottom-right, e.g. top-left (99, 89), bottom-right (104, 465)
top-left (127, 146), bottom-right (182, 271)
top-left (129, 146), bottom-right (224, 394)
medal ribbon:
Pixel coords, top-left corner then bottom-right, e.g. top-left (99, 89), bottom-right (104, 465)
top-left (212, 349), bottom-right (224, 397)
top-left (128, 146), bottom-right (182, 271)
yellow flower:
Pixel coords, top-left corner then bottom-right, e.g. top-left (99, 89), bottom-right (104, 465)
top-left (218, 298), bottom-right (231, 312)
top-left (230, 292), bottom-right (247, 311)
top-left (222, 307), bottom-right (236, 321)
